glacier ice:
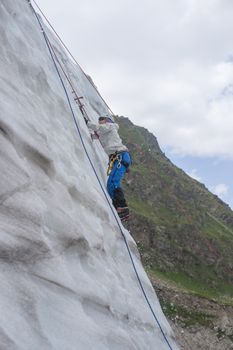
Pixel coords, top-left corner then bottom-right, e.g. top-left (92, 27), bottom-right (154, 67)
top-left (0, 0), bottom-right (179, 349)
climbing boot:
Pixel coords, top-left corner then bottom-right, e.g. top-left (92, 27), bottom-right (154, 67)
top-left (117, 207), bottom-right (130, 221)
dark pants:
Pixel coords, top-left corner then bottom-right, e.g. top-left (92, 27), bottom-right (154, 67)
top-left (107, 151), bottom-right (131, 209)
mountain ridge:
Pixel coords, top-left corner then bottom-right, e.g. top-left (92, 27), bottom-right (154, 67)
top-left (116, 115), bottom-right (233, 349)
top-left (117, 115), bottom-right (233, 287)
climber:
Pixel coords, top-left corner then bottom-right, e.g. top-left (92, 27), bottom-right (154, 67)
top-left (85, 115), bottom-right (131, 221)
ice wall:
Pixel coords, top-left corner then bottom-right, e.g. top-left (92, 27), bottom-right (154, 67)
top-left (0, 1), bottom-right (179, 349)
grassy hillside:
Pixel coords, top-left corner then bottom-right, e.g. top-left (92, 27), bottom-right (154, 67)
top-left (116, 116), bottom-right (233, 305)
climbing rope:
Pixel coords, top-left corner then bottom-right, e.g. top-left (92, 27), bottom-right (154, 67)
top-left (27, 2), bottom-right (174, 349)
top-left (45, 38), bottom-right (89, 120)
top-left (32, 0), bottom-right (114, 117)
top-left (39, 30), bottom-right (101, 142)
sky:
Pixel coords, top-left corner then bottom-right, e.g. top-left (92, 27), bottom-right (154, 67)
top-left (36, 0), bottom-right (233, 209)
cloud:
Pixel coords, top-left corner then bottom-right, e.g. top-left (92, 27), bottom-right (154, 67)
top-left (211, 183), bottom-right (229, 197)
top-left (38, 0), bottom-right (233, 159)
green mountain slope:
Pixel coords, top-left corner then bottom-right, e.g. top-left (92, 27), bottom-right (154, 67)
top-left (116, 116), bottom-right (233, 304)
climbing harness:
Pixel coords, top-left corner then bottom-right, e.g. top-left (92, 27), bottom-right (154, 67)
top-left (107, 152), bottom-right (130, 176)
top-left (27, 2), bottom-right (174, 349)
top-left (107, 152), bottom-right (120, 175)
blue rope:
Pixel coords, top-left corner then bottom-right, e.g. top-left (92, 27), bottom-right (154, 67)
top-left (29, 4), bottom-right (174, 349)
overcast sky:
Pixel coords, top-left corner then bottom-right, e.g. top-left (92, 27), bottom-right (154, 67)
top-left (36, 0), bottom-right (233, 208)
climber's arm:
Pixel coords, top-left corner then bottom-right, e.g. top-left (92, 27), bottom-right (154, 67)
top-left (87, 121), bottom-right (112, 134)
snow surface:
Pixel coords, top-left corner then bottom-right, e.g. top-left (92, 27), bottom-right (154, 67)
top-left (0, 0), bottom-right (179, 349)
